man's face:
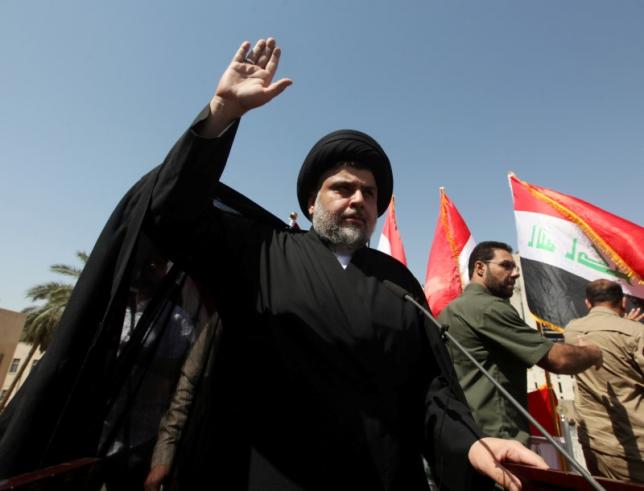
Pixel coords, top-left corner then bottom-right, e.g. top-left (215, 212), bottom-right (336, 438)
top-left (480, 249), bottom-right (520, 299)
top-left (308, 165), bottom-right (378, 252)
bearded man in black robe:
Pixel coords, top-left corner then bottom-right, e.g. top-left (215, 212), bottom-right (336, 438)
top-left (135, 37), bottom-right (549, 491)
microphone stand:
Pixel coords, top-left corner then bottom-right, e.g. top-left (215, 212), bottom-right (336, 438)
top-left (383, 281), bottom-right (606, 491)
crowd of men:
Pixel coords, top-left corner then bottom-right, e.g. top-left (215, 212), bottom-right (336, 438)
top-left (439, 242), bottom-right (643, 483)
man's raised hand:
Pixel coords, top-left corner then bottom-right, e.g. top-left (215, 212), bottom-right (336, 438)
top-left (202, 38), bottom-right (292, 136)
top-left (625, 306), bottom-right (644, 322)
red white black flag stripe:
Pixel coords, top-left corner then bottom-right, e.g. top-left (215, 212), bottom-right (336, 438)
top-left (509, 173), bottom-right (644, 330)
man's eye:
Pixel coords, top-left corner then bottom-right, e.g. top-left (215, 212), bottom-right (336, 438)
top-left (335, 185), bottom-right (352, 194)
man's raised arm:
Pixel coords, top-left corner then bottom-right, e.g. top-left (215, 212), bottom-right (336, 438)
top-left (199, 37), bottom-right (292, 137)
top-left (148, 37), bottom-right (292, 254)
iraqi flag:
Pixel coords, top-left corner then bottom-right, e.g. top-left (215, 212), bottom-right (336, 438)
top-left (377, 196), bottom-right (408, 265)
top-left (509, 173), bottom-right (644, 331)
top-left (424, 187), bottom-right (476, 316)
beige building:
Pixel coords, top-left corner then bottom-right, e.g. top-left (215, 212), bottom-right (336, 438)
top-left (0, 308), bottom-right (26, 384)
top-left (0, 308), bottom-right (42, 405)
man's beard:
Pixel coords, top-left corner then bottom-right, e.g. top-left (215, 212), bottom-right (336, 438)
top-left (485, 270), bottom-right (515, 299)
top-left (311, 198), bottom-right (372, 253)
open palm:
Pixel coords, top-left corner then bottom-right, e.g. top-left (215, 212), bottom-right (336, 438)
top-left (214, 38), bottom-right (292, 117)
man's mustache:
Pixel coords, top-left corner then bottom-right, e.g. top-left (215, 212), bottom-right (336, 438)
top-left (342, 210), bottom-right (365, 221)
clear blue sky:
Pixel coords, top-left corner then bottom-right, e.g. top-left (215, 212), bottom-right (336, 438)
top-left (1, 0), bottom-right (642, 311)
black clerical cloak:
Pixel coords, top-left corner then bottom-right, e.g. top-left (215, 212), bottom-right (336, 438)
top-left (0, 114), bottom-right (285, 485)
top-left (145, 110), bottom-right (488, 490)
top-left (0, 108), bottom-right (489, 491)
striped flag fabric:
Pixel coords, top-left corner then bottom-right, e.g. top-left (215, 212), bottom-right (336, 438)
top-left (509, 173), bottom-right (644, 331)
top-left (377, 196), bottom-right (407, 265)
top-left (424, 187), bottom-right (476, 316)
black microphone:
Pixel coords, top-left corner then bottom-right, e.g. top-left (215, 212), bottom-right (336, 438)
top-left (382, 280), bottom-right (605, 491)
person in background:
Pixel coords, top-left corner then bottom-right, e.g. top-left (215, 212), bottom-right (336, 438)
top-left (439, 241), bottom-right (603, 445)
top-left (564, 279), bottom-right (644, 483)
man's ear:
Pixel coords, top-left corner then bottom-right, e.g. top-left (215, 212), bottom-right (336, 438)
top-left (307, 194), bottom-right (316, 218)
top-left (584, 299), bottom-right (592, 310)
top-left (475, 261), bottom-right (485, 277)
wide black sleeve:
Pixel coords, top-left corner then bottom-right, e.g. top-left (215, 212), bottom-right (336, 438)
top-left (145, 109), bottom-right (272, 292)
top-left (399, 278), bottom-right (493, 490)
top-left (371, 253), bottom-right (493, 489)
top-left (149, 107), bottom-right (239, 237)
top-left (421, 321), bottom-right (493, 490)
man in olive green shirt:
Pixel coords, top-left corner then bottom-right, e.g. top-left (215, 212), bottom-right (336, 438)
top-left (564, 279), bottom-right (644, 483)
top-left (438, 241), bottom-right (603, 445)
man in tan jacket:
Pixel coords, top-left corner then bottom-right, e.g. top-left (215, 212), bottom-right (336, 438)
top-left (144, 316), bottom-right (220, 491)
top-left (565, 279), bottom-right (644, 483)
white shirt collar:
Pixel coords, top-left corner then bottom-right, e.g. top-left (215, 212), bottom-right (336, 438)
top-left (334, 252), bottom-right (352, 269)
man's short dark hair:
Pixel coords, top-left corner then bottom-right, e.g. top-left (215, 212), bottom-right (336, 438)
top-left (468, 241), bottom-right (513, 279)
top-left (585, 279), bottom-right (623, 307)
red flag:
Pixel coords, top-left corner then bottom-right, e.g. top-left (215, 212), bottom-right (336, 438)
top-left (509, 173), bottom-right (644, 330)
top-left (424, 188), bottom-right (475, 315)
top-left (527, 385), bottom-right (559, 436)
top-left (377, 196), bottom-right (407, 265)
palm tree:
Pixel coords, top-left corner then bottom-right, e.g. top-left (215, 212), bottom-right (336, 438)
top-left (0, 251), bottom-right (87, 411)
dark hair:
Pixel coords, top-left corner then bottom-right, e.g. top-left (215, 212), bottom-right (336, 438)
top-left (585, 279), bottom-right (623, 307)
top-left (468, 241), bottom-right (513, 279)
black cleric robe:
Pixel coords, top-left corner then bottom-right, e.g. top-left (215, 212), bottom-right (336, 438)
top-left (0, 113), bottom-right (287, 484)
top-left (0, 107), bottom-right (490, 490)
top-left (145, 108), bottom-right (490, 491)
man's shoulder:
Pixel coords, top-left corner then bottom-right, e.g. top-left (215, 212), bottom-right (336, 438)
top-left (568, 308), bottom-right (643, 337)
top-left (461, 287), bottom-right (530, 333)
top-left (361, 246), bottom-right (418, 281)
top-left (440, 285), bottom-right (508, 326)
top-left (456, 284), bottom-right (511, 312)
top-left (359, 247), bottom-right (425, 298)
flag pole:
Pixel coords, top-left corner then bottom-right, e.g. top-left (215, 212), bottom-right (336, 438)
top-left (536, 321), bottom-right (568, 471)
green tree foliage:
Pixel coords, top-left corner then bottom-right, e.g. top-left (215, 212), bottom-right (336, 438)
top-left (20, 251), bottom-right (87, 351)
top-left (0, 251), bottom-right (87, 411)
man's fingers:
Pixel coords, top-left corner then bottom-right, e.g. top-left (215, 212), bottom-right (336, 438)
top-left (265, 46), bottom-right (282, 76)
top-left (143, 464), bottom-right (170, 491)
top-left (232, 41), bottom-right (251, 63)
top-left (256, 37), bottom-right (275, 69)
top-left (625, 307), bottom-right (643, 321)
top-left (469, 438), bottom-right (549, 490)
top-left (505, 442), bottom-right (549, 470)
top-left (247, 39), bottom-right (266, 64)
top-left (493, 464), bottom-right (523, 491)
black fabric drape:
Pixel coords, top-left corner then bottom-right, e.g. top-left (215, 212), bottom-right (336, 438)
top-left (0, 115), bottom-right (284, 482)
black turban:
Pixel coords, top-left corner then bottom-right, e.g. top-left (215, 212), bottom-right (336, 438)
top-left (297, 129), bottom-right (393, 220)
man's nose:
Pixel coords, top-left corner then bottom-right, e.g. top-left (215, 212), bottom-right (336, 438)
top-left (349, 189), bottom-right (366, 205)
